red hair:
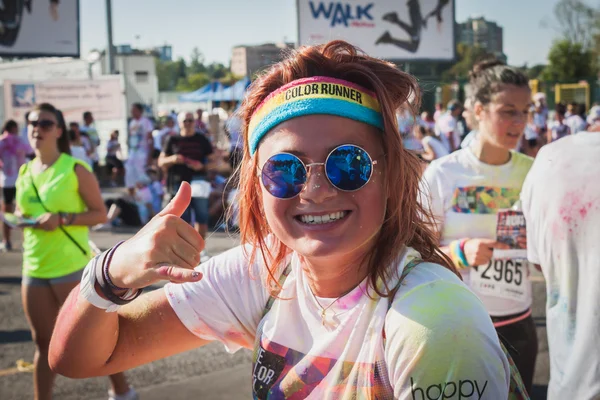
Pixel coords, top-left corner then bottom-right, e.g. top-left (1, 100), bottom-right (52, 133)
top-left (234, 40), bottom-right (457, 296)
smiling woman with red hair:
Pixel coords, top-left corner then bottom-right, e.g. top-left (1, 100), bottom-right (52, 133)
top-left (49, 41), bottom-right (522, 399)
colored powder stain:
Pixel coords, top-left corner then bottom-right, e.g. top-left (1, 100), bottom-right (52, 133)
top-left (578, 202), bottom-right (593, 218)
top-left (224, 329), bottom-right (251, 347)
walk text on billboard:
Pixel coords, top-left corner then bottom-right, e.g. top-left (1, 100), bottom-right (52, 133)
top-left (309, 2), bottom-right (375, 27)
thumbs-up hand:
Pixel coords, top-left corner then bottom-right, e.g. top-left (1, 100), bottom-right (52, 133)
top-left (107, 182), bottom-right (204, 289)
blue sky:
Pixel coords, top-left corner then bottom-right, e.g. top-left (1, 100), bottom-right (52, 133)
top-left (80, 0), bottom-right (563, 66)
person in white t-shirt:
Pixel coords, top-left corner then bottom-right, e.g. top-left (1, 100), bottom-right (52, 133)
top-left (152, 116), bottom-right (177, 156)
top-left (434, 100), bottom-right (462, 153)
top-left (414, 125), bottom-right (448, 161)
top-left (421, 59), bottom-right (537, 394)
top-left (80, 111), bottom-right (100, 171)
top-left (125, 103), bottom-right (154, 196)
top-left (521, 132), bottom-right (600, 400)
top-left (50, 42), bottom-right (521, 399)
top-left (521, 107), bottom-right (540, 157)
top-left (565, 103), bottom-right (587, 135)
top-left (548, 103), bottom-right (571, 143)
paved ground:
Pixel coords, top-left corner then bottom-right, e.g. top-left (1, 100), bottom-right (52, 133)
top-left (0, 223), bottom-right (550, 399)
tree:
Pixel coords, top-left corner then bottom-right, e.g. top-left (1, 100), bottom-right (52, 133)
top-left (189, 47), bottom-right (206, 74)
top-left (541, 39), bottom-right (596, 81)
top-left (174, 72), bottom-right (210, 92)
top-left (155, 59), bottom-right (182, 91)
top-left (440, 43), bottom-right (492, 81)
top-left (542, 0), bottom-right (600, 50)
top-left (526, 64), bottom-right (547, 80)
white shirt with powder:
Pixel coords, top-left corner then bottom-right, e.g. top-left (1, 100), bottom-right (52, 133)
top-left (521, 133), bottom-right (600, 400)
top-left (421, 148), bottom-right (534, 317)
top-left (165, 245), bottom-right (510, 399)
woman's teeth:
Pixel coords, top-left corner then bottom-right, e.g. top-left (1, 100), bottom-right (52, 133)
top-left (299, 211), bottom-right (347, 225)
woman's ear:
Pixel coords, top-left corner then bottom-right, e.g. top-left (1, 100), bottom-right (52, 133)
top-left (473, 101), bottom-right (484, 122)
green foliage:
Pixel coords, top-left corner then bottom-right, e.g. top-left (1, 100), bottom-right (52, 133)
top-left (541, 39), bottom-right (597, 81)
top-left (526, 64), bottom-right (547, 80)
top-left (155, 48), bottom-right (241, 92)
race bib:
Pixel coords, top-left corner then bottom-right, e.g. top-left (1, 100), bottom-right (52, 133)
top-left (190, 179), bottom-right (211, 198)
top-left (470, 259), bottom-right (527, 302)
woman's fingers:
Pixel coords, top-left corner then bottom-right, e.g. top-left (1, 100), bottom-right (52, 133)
top-left (169, 242), bottom-right (201, 270)
top-left (154, 265), bottom-right (203, 284)
top-left (173, 215), bottom-right (204, 251)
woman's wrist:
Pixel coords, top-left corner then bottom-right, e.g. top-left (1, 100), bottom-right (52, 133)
top-left (59, 212), bottom-right (76, 226)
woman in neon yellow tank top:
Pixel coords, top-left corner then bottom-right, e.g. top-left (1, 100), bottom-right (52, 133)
top-left (15, 103), bottom-right (137, 400)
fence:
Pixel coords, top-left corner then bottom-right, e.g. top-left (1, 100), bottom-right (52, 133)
top-left (417, 78), bottom-right (600, 113)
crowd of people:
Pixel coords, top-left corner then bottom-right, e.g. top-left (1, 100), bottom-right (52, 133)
top-left (0, 39), bottom-right (598, 400)
top-left (399, 87), bottom-right (600, 164)
top-left (0, 102), bottom-right (241, 400)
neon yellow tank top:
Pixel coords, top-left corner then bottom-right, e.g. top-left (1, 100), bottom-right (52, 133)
top-left (16, 154), bottom-right (92, 279)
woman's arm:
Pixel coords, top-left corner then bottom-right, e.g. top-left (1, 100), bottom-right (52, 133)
top-left (72, 164), bottom-right (107, 226)
top-left (50, 184), bottom-right (206, 377)
top-left (421, 141), bottom-right (436, 162)
top-left (50, 283), bottom-right (208, 378)
top-left (158, 152), bottom-right (182, 168)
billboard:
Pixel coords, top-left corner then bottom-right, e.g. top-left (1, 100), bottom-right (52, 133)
top-left (297, 0), bottom-right (455, 61)
top-left (3, 77), bottom-right (125, 124)
top-left (0, 0), bottom-right (79, 57)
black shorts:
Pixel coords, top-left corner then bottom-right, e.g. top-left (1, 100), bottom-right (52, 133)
top-left (105, 198), bottom-right (142, 227)
top-left (105, 155), bottom-right (124, 170)
top-left (493, 311), bottom-right (538, 394)
top-left (2, 187), bottom-right (16, 205)
top-left (527, 138), bottom-right (538, 148)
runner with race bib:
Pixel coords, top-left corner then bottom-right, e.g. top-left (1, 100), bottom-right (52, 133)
top-left (421, 59), bottom-right (537, 394)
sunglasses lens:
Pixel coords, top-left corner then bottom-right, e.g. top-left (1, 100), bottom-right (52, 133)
top-left (261, 153), bottom-right (306, 199)
top-left (326, 145), bottom-right (372, 191)
top-left (39, 120), bottom-right (55, 129)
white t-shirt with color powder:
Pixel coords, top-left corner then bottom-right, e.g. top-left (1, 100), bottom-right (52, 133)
top-left (435, 112), bottom-right (461, 152)
top-left (421, 148), bottom-right (534, 317)
top-left (521, 133), bottom-right (600, 400)
top-left (165, 245), bottom-right (510, 399)
top-left (128, 117), bottom-right (154, 157)
top-left (565, 114), bottom-right (587, 135)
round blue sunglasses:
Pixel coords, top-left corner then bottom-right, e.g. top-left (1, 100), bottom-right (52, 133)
top-left (260, 144), bottom-right (378, 199)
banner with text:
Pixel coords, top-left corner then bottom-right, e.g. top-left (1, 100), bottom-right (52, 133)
top-left (297, 0), bottom-right (455, 60)
top-left (3, 77), bottom-right (125, 124)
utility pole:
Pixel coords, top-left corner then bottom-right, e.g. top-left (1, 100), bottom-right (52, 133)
top-left (106, 0), bottom-right (115, 74)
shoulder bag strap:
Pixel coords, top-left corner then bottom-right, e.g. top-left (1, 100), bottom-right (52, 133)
top-left (28, 164), bottom-right (88, 256)
top-left (261, 261), bottom-right (292, 318)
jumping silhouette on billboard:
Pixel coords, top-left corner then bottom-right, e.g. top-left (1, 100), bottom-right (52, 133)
top-left (376, 0), bottom-right (450, 53)
top-left (0, 0), bottom-right (59, 47)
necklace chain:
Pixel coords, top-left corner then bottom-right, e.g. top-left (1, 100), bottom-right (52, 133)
top-left (313, 295), bottom-right (342, 325)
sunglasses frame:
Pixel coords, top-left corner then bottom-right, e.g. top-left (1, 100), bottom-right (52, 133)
top-left (29, 119), bottom-right (56, 130)
top-left (260, 144), bottom-right (378, 200)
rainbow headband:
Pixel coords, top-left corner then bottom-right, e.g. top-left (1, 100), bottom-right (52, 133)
top-left (248, 76), bottom-right (384, 155)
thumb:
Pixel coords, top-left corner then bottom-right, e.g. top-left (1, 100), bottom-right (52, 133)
top-left (155, 265), bottom-right (203, 283)
top-left (159, 182), bottom-right (191, 217)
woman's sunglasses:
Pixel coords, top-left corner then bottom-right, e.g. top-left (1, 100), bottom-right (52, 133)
top-left (260, 144), bottom-right (378, 199)
top-left (29, 120), bottom-right (56, 130)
